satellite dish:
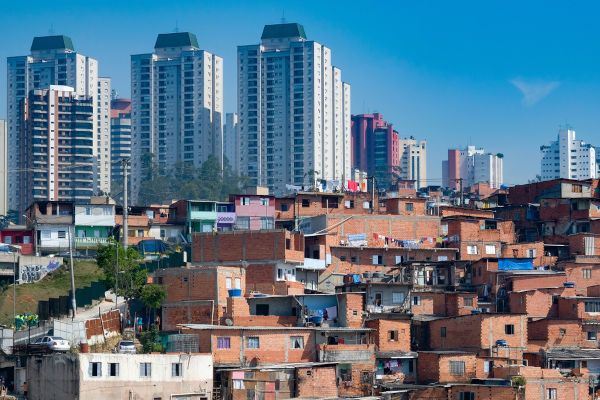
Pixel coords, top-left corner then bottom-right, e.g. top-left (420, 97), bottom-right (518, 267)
top-left (225, 318), bottom-right (233, 326)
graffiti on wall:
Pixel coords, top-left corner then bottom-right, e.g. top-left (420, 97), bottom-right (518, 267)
top-left (19, 259), bottom-right (61, 284)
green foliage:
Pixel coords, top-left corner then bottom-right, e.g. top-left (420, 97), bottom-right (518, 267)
top-left (136, 153), bottom-right (250, 205)
top-left (96, 239), bottom-right (146, 301)
top-left (140, 283), bottom-right (167, 310)
top-left (511, 376), bottom-right (526, 387)
top-left (139, 324), bottom-right (165, 354)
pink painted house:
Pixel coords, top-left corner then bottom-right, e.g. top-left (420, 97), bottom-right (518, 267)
top-left (230, 187), bottom-right (275, 231)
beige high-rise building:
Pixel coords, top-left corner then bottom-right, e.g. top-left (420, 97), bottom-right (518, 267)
top-left (398, 137), bottom-right (427, 189)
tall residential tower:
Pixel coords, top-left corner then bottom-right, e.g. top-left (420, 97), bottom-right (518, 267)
top-left (6, 35), bottom-right (109, 211)
top-left (130, 32), bottom-right (223, 203)
top-left (442, 146), bottom-right (503, 189)
top-left (540, 128), bottom-right (597, 181)
top-left (237, 23), bottom-right (351, 194)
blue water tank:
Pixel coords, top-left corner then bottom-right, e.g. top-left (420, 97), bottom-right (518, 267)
top-left (228, 289), bottom-right (242, 297)
top-left (496, 339), bottom-right (507, 347)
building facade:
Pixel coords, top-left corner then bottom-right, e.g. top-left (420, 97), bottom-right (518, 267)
top-left (96, 77), bottom-right (111, 194)
top-left (398, 136), bottom-right (427, 189)
top-left (350, 113), bottom-right (400, 189)
top-left (237, 23), bottom-right (351, 195)
top-left (110, 99), bottom-right (132, 203)
top-left (442, 145), bottom-right (503, 190)
top-left (224, 112), bottom-right (239, 171)
top-left (540, 128), bottom-right (597, 181)
top-left (17, 86), bottom-right (95, 214)
top-left (130, 32), bottom-right (223, 203)
top-left (7, 35), bottom-right (107, 213)
top-left (0, 120), bottom-right (7, 216)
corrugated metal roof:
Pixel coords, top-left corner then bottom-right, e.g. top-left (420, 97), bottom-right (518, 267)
top-left (178, 324), bottom-right (371, 332)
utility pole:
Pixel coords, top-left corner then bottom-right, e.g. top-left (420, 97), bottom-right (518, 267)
top-left (455, 178), bottom-right (464, 206)
top-left (369, 176), bottom-right (376, 214)
top-left (122, 158), bottom-right (130, 249)
top-left (115, 241), bottom-right (119, 308)
top-left (68, 225), bottom-right (77, 318)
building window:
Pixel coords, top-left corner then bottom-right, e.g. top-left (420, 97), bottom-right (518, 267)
top-left (235, 278), bottom-right (241, 289)
top-left (485, 245), bottom-right (496, 255)
top-left (547, 388), bottom-right (557, 399)
top-left (247, 337), bottom-right (260, 349)
top-left (405, 203), bottom-right (414, 211)
top-left (241, 197), bottom-right (250, 206)
top-left (588, 331), bottom-right (597, 340)
top-left (290, 336), bottom-right (304, 349)
top-left (281, 203), bottom-right (288, 211)
top-left (505, 324), bottom-right (515, 335)
top-left (559, 328), bottom-right (567, 336)
top-left (58, 231), bottom-right (66, 239)
top-left (235, 216), bottom-right (250, 230)
top-left (572, 184), bottom-right (582, 193)
top-left (463, 297), bottom-right (474, 307)
top-left (449, 360), bottom-right (465, 376)
top-left (372, 255), bottom-right (383, 265)
top-left (260, 217), bottom-right (274, 229)
top-left (109, 362), bottom-right (119, 377)
top-left (89, 362), bottom-right (102, 377)
top-left (412, 296), bottom-right (421, 306)
top-left (338, 365), bottom-right (352, 382)
top-left (392, 292), bottom-right (405, 304)
top-left (172, 363), bottom-right (182, 377)
top-left (585, 301), bottom-right (600, 312)
top-left (344, 200), bottom-right (354, 209)
top-left (140, 362), bottom-right (151, 377)
top-left (526, 248), bottom-right (537, 258)
top-left (583, 268), bottom-right (592, 279)
top-left (301, 199), bottom-right (310, 207)
top-left (459, 392), bottom-right (475, 400)
top-left (466, 245), bottom-right (478, 255)
top-left (259, 198), bottom-right (270, 206)
top-left (441, 327), bottom-right (446, 337)
top-left (85, 207), bottom-right (92, 215)
top-left (388, 330), bottom-right (398, 341)
top-left (217, 337), bottom-right (231, 349)
top-left (226, 277), bottom-right (232, 289)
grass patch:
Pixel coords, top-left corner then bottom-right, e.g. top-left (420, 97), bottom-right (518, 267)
top-left (0, 259), bottom-right (105, 326)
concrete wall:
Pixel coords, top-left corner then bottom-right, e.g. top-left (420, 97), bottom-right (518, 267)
top-left (27, 353), bottom-right (213, 400)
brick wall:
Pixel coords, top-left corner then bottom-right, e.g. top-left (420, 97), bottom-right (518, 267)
top-left (295, 366), bottom-right (338, 398)
top-left (84, 309), bottom-right (120, 340)
top-left (563, 263), bottom-right (600, 295)
top-left (509, 289), bottom-right (559, 318)
top-left (365, 318), bottom-right (411, 352)
top-left (429, 314), bottom-right (526, 350)
top-left (192, 328), bottom-right (316, 365)
top-left (337, 293), bottom-right (364, 328)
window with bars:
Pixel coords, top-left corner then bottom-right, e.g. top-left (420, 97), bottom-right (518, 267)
top-left (140, 362), bottom-right (151, 377)
top-left (172, 363), bottom-right (182, 377)
top-left (247, 337), bottom-right (260, 349)
top-left (449, 360), bottom-right (465, 376)
top-left (217, 337), bottom-right (231, 349)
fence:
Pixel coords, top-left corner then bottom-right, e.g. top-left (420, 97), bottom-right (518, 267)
top-left (38, 280), bottom-right (107, 320)
top-left (141, 250), bottom-right (186, 273)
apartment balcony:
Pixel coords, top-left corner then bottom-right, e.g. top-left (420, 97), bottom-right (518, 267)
top-left (189, 210), bottom-right (217, 221)
top-left (74, 237), bottom-right (110, 248)
top-left (300, 258), bottom-right (327, 270)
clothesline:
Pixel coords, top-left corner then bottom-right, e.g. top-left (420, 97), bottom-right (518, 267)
top-left (372, 232), bottom-right (461, 248)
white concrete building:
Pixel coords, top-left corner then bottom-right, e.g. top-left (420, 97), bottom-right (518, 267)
top-left (27, 353), bottom-right (213, 400)
top-left (238, 23), bottom-right (351, 195)
top-left (442, 145), bottom-right (503, 189)
top-left (541, 129), bottom-right (597, 181)
top-left (6, 35), bottom-right (107, 212)
top-left (0, 119), bottom-right (7, 216)
top-left (130, 32), bottom-right (223, 203)
top-left (97, 78), bottom-right (112, 194)
top-left (224, 112), bottom-right (239, 171)
top-left (398, 137), bottom-right (427, 189)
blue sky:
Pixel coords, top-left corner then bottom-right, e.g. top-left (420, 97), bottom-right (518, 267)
top-left (2, 0), bottom-right (600, 185)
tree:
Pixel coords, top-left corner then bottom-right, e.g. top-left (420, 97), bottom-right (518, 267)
top-left (96, 239), bottom-right (146, 302)
top-left (140, 283), bottom-right (167, 311)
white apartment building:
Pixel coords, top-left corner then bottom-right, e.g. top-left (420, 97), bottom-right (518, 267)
top-left (0, 120), bottom-right (7, 216)
top-left (442, 145), bottom-right (503, 189)
top-left (540, 129), bottom-right (597, 181)
top-left (398, 137), bottom-right (427, 189)
top-left (130, 32), bottom-right (223, 203)
top-left (6, 35), bottom-right (109, 212)
top-left (238, 23), bottom-right (351, 195)
top-left (224, 112), bottom-right (239, 171)
top-left (97, 78), bottom-right (112, 193)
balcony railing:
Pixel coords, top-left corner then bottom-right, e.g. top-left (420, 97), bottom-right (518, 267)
top-left (74, 237), bottom-right (110, 248)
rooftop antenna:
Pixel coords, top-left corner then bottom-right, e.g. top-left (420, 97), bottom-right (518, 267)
top-left (174, 20), bottom-right (179, 33)
top-left (281, 10), bottom-right (286, 24)
top-left (49, 24), bottom-right (55, 35)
